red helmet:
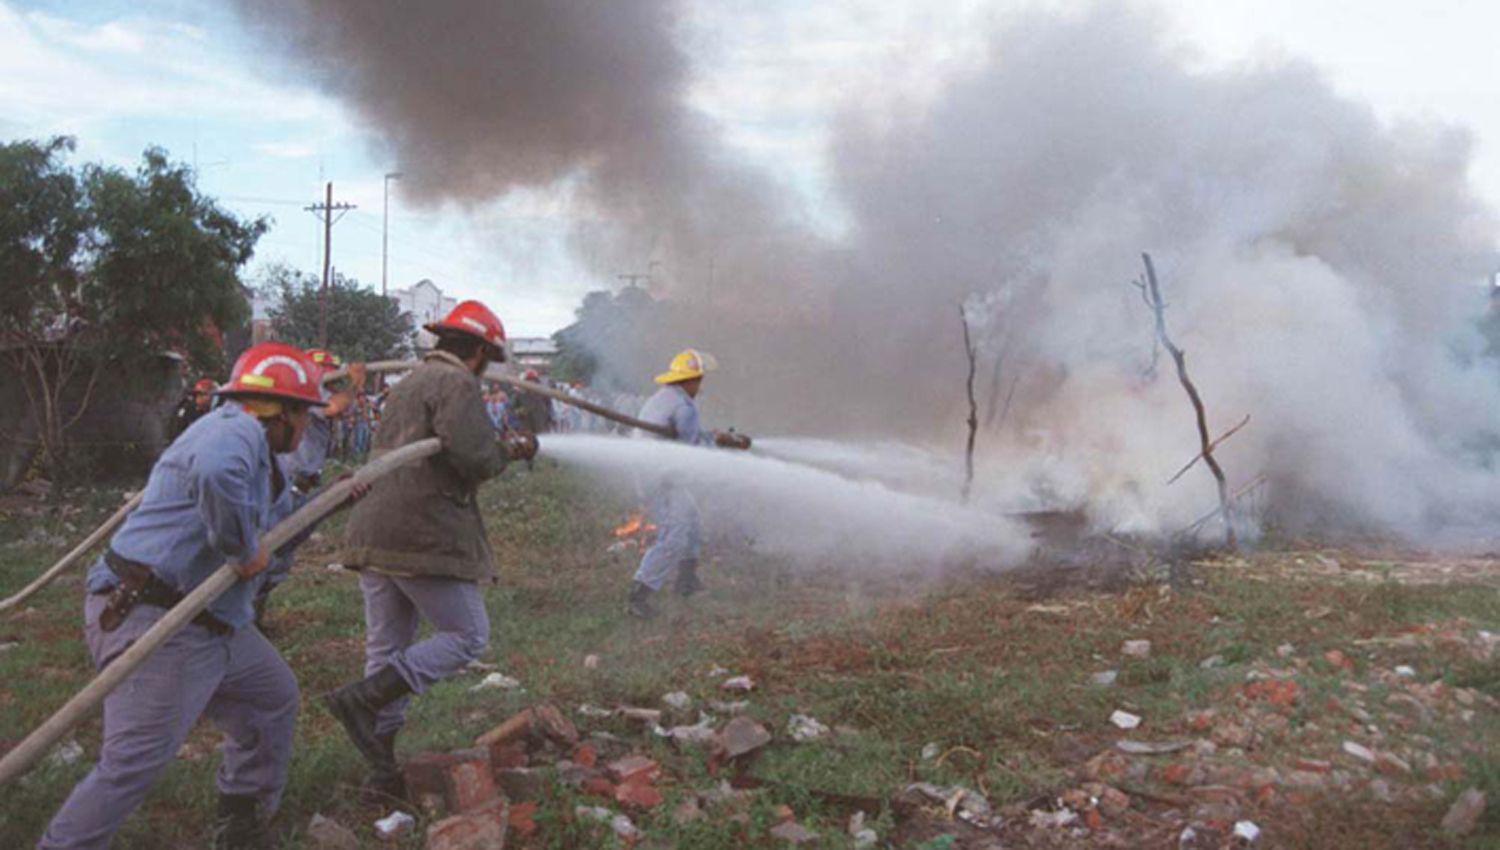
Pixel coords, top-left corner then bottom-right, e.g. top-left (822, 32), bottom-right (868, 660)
top-left (303, 348), bottom-right (343, 377)
top-left (523, 368), bottom-right (539, 381)
top-left (218, 342), bottom-right (327, 407)
top-left (425, 300), bottom-right (507, 361)
top-left (192, 378), bottom-right (218, 394)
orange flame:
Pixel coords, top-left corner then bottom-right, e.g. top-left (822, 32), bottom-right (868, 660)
top-left (612, 512), bottom-right (657, 538)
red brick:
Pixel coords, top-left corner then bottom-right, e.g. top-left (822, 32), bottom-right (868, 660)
top-left (573, 744), bottom-right (598, 768)
top-left (1160, 763), bottom-right (1194, 786)
top-left (508, 802), bottom-right (538, 838)
top-left (582, 776), bottom-right (617, 799)
top-left (615, 779), bottom-right (664, 810)
top-left (1323, 650), bottom-right (1354, 671)
top-left (488, 742), bottom-right (529, 769)
top-left (405, 749), bottom-right (493, 811)
top-left (447, 757), bottom-right (499, 812)
top-left (1294, 758), bottom-right (1332, 774)
top-left (1084, 808), bottom-right (1104, 830)
top-left (606, 755), bottom-right (660, 785)
top-left (425, 798), bottom-right (508, 850)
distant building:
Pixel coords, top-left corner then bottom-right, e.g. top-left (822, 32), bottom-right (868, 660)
top-left (388, 279), bottom-right (458, 351)
top-left (509, 337), bottom-right (559, 374)
top-left (249, 288), bottom-right (278, 345)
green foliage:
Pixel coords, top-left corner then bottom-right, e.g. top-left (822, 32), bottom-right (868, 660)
top-left (264, 264), bottom-right (414, 362)
top-left (0, 137), bottom-right (265, 373)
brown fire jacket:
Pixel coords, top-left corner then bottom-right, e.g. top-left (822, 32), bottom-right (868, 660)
top-left (340, 351), bottom-right (507, 581)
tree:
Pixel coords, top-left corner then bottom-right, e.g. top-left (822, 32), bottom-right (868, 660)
top-left (266, 265), bottom-right (413, 362)
top-left (0, 138), bottom-right (265, 484)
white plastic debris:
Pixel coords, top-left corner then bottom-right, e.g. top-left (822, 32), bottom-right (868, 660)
top-left (468, 672), bottom-right (522, 692)
top-left (575, 806), bottom-right (640, 840)
top-left (1233, 820), bottom-right (1261, 842)
top-left (324, 563), bottom-right (345, 572)
top-left (1091, 670), bottom-right (1119, 686)
top-left (787, 714), bottom-right (831, 743)
top-left (1121, 640), bottom-right (1152, 658)
top-left (1394, 665), bottom-right (1416, 678)
top-left (721, 675), bottom-right (755, 692)
top-left (920, 742), bottom-right (941, 761)
top-left (583, 654), bottom-right (601, 669)
top-left (1179, 826), bottom-right (1199, 846)
top-left (0, 641), bottom-right (19, 653)
top-left (1199, 655), bottom-right (1225, 670)
top-left (706, 664), bottom-right (730, 677)
top-left (662, 715), bottom-right (718, 745)
top-left (464, 660), bottom-right (499, 673)
top-left (47, 739), bottom-right (84, 767)
top-left (709, 700), bottom-right (750, 715)
top-left (373, 810), bottom-right (415, 839)
top-left (1109, 710), bottom-right (1142, 730)
top-left (662, 691), bottom-right (692, 710)
top-left (1342, 740), bottom-right (1376, 763)
top-left (1028, 808), bottom-right (1078, 828)
top-left (849, 812), bottom-right (878, 849)
top-left (1276, 643), bottom-right (1296, 658)
top-left (576, 704), bottom-right (613, 718)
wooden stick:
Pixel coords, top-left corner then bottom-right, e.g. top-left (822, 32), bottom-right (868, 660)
top-left (959, 306), bottom-right (979, 503)
top-left (0, 492), bottom-right (142, 614)
top-left (1141, 253), bottom-right (1237, 549)
top-left (1166, 413), bottom-right (1251, 485)
top-left (0, 437), bottom-right (442, 787)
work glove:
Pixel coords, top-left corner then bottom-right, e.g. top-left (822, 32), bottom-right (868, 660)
top-left (501, 431), bottom-right (541, 462)
top-left (714, 430), bottom-right (752, 450)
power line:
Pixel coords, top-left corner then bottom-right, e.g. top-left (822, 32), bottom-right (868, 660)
top-left (304, 182), bottom-right (357, 346)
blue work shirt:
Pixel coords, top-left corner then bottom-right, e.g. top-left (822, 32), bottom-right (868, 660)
top-left (86, 404), bottom-right (279, 630)
top-left (637, 384), bottom-right (716, 446)
top-left (282, 407), bottom-right (332, 481)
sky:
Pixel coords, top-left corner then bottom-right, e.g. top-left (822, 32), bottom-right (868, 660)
top-left (3, 0), bottom-right (1498, 337)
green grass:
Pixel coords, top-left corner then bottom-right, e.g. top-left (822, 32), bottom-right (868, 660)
top-left (2, 466), bottom-right (1497, 848)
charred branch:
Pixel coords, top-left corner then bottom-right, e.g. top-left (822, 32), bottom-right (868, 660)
top-left (1139, 252), bottom-right (1237, 548)
top-left (960, 305), bottom-right (979, 503)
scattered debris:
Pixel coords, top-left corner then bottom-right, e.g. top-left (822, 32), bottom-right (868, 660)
top-left (660, 714), bottom-right (718, 745)
top-left (1109, 710), bottom-right (1142, 730)
top-left (721, 675), bottom-right (756, 692)
top-left (787, 714), bottom-right (831, 742)
top-left (849, 812), bottom-right (878, 848)
top-left (616, 706), bottom-right (664, 725)
top-left (1029, 808), bottom-right (1078, 828)
top-left (1121, 640), bottom-right (1152, 659)
top-left (475, 703), bottom-right (577, 749)
top-left (583, 654), bottom-right (601, 669)
top-left (464, 660), bottom-right (499, 673)
top-left (373, 810), bottom-right (415, 840)
top-left (662, 691), bottom-right (692, 710)
top-left (1440, 788), bottom-right (1486, 836)
top-left (1091, 670), bottom-right (1119, 686)
top-left (306, 814), bottom-right (359, 850)
top-left (1233, 820), bottom-right (1261, 842)
top-left (1275, 643), bottom-right (1295, 658)
top-left (1199, 655), bottom-right (1225, 670)
top-left (709, 699), bottom-right (750, 715)
top-left (575, 805), bottom-right (641, 840)
top-left (576, 704), bottom-right (613, 718)
top-left (468, 672), bottom-right (521, 692)
top-left (1393, 664), bottom-right (1416, 678)
top-left (0, 641), bottom-right (17, 653)
top-left (425, 798), bottom-right (508, 850)
top-left (1116, 739), bottom-right (1190, 755)
top-left (921, 742), bottom-right (941, 760)
top-left (717, 716), bottom-right (772, 758)
top-left (47, 739), bottom-right (84, 767)
top-left (1340, 741), bottom-right (1376, 764)
top-left (707, 664), bottom-right (730, 677)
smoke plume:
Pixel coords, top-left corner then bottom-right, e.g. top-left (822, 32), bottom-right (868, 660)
top-left (230, 1), bottom-right (1500, 542)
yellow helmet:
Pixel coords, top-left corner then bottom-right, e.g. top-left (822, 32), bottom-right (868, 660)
top-left (654, 348), bottom-right (718, 385)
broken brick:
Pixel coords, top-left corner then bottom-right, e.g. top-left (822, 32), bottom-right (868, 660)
top-left (1160, 763), bottom-right (1195, 786)
top-left (508, 802), bottom-right (538, 838)
top-left (404, 750), bottom-right (496, 814)
top-left (582, 776), bottom-right (617, 799)
top-left (572, 744), bottom-right (598, 768)
top-left (425, 797), bottom-right (508, 850)
top-left (607, 755), bottom-right (661, 785)
top-left (615, 779), bottom-right (664, 810)
top-left (488, 742), bottom-right (529, 770)
top-left (1243, 679), bottom-right (1300, 708)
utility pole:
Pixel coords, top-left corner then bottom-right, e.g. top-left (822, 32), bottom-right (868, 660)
top-left (616, 273), bottom-right (650, 290)
top-left (305, 182), bottom-right (356, 347)
top-left (382, 172), bottom-right (402, 297)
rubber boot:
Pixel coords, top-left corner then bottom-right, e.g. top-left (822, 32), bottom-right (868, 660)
top-left (363, 731), bottom-right (408, 804)
top-left (322, 666), bottom-right (411, 770)
top-left (211, 794), bottom-right (269, 850)
top-left (627, 581), bottom-right (658, 620)
top-left (674, 560), bottom-right (704, 597)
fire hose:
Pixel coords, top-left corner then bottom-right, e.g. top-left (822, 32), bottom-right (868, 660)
top-left (0, 437), bottom-right (442, 787)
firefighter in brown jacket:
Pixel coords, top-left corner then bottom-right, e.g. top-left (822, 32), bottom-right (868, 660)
top-left (323, 300), bottom-right (536, 800)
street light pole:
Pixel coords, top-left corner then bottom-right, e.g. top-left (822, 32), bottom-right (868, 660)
top-left (382, 172), bottom-right (403, 297)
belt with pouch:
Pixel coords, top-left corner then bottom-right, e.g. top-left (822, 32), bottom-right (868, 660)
top-left (97, 550), bottom-right (233, 636)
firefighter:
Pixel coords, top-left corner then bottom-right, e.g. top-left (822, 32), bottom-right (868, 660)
top-left (323, 300), bottom-right (537, 801)
top-left (253, 349), bottom-right (366, 629)
top-left (171, 377), bottom-right (219, 439)
top-left (38, 343), bottom-right (341, 850)
top-left (627, 349), bottom-right (751, 619)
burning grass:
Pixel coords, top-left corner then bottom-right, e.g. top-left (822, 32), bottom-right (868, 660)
top-left (0, 464), bottom-right (1495, 848)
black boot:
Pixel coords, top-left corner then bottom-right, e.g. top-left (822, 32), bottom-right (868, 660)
top-left (674, 560), bottom-right (704, 597)
top-left (362, 731), bottom-right (408, 804)
top-left (627, 581), bottom-right (658, 619)
top-left (211, 794), bottom-right (269, 850)
top-left (322, 667), bottom-right (411, 770)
